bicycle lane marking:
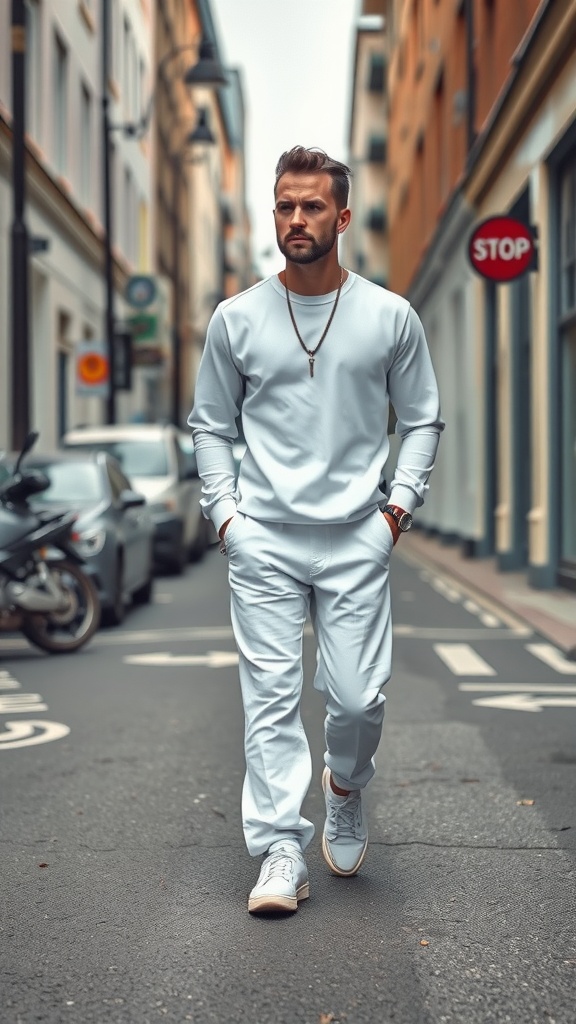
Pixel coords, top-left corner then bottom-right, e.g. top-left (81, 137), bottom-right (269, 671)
top-left (0, 669), bottom-right (70, 750)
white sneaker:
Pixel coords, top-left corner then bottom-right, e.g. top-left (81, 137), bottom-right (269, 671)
top-left (321, 766), bottom-right (368, 876)
top-left (248, 840), bottom-right (309, 914)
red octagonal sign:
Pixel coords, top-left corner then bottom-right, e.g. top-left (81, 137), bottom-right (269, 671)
top-left (468, 216), bottom-right (536, 282)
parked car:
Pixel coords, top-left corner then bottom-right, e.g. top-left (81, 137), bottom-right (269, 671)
top-left (0, 449), bottom-right (155, 626)
top-left (61, 423), bottom-right (211, 573)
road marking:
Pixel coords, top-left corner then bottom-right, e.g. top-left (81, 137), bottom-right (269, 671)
top-left (123, 650), bottom-right (239, 668)
top-left (526, 643), bottom-right (576, 675)
top-left (394, 626), bottom-right (528, 639)
top-left (479, 612), bottom-right (501, 628)
top-left (0, 720), bottom-right (71, 749)
top-left (0, 672), bottom-right (21, 691)
top-left (0, 694), bottom-right (48, 713)
top-left (459, 683), bottom-right (576, 693)
top-left (0, 671), bottom-right (70, 749)
top-left (398, 547), bottom-right (532, 633)
top-left (472, 693), bottom-right (576, 712)
top-left (0, 622), bottom-right (531, 652)
top-left (433, 643), bottom-right (496, 676)
top-left (429, 577), bottom-right (462, 603)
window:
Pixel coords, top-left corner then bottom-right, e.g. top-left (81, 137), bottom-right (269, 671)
top-left (25, 0), bottom-right (41, 142)
top-left (367, 53), bottom-right (385, 93)
top-left (54, 33), bottom-right (68, 174)
top-left (29, 462), bottom-right (103, 505)
top-left (80, 83), bottom-right (92, 205)
top-left (123, 167), bottom-right (137, 262)
top-left (111, 0), bottom-right (120, 82)
top-left (367, 135), bottom-right (387, 163)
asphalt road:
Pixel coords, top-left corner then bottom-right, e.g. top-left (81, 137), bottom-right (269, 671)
top-left (1, 541), bottom-right (575, 1024)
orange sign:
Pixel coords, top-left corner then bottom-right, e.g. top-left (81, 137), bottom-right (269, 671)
top-left (75, 340), bottom-right (109, 397)
top-left (77, 352), bottom-right (109, 385)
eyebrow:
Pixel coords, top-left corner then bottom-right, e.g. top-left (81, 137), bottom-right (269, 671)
top-left (275, 196), bottom-right (326, 205)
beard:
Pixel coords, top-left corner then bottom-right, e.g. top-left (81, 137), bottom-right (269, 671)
top-left (277, 218), bottom-right (339, 265)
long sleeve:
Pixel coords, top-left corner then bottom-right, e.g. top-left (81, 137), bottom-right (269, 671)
top-left (188, 307), bottom-right (244, 533)
top-left (387, 306), bottom-right (444, 513)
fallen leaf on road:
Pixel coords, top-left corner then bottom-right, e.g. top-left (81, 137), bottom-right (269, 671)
top-left (516, 799), bottom-right (535, 806)
top-left (38, 863), bottom-right (48, 868)
top-left (319, 1014), bottom-right (336, 1024)
top-left (420, 939), bottom-right (429, 947)
top-left (212, 808), bottom-right (226, 819)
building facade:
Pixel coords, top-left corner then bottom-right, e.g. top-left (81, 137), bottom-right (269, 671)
top-left (0, 0), bottom-right (251, 447)
top-left (344, 0), bottom-right (388, 289)
top-left (385, 0), bottom-right (576, 592)
top-left (0, 0), bottom-right (156, 450)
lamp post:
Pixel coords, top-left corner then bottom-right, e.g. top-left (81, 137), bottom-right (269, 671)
top-left (10, 0), bottom-right (30, 450)
top-left (101, 28), bottom-right (226, 424)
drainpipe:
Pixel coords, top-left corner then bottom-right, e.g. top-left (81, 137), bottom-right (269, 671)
top-left (10, 0), bottom-right (30, 449)
top-left (465, 0), bottom-right (476, 159)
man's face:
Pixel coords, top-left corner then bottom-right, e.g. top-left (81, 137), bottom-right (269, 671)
top-left (273, 172), bottom-right (349, 265)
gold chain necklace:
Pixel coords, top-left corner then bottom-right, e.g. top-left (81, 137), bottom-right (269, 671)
top-left (284, 268), bottom-right (344, 378)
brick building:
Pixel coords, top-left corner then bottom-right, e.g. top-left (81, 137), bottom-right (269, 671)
top-left (385, 0), bottom-right (576, 592)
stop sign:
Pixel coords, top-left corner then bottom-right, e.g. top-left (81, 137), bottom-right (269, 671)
top-left (468, 216), bottom-right (536, 282)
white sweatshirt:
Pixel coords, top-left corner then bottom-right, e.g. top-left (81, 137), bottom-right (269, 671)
top-left (188, 272), bottom-right (444, 533)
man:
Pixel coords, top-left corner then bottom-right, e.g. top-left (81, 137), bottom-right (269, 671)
top-left (189, 146), bottom-right (443, 914)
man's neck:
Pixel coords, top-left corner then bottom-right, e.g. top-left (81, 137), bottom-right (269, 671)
top-left (279, 259), bottom-right (346, 296)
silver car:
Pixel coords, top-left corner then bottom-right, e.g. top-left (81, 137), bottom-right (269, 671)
top-left (62, 423), bottom-right (211, 573)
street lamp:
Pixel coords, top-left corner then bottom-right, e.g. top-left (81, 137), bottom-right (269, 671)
top-left (101, 31), bottom-right (226, 424)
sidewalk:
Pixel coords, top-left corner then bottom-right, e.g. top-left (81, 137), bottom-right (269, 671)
top-left (403, 530), bottom-right (576, 657)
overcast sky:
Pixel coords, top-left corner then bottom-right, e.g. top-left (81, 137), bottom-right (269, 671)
top-left (210, 0), bottom-right (361, 278)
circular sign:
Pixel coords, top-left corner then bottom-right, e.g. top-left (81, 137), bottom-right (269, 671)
top-left (125, 275), bottom-right (157, 309)
top-left (77, 352), bottom-right (109, 385)
top-left (468, 217), bottom-right (536, 282)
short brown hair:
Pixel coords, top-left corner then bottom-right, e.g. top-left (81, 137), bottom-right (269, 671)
top-left (274, 146), bottom-right (351, 209)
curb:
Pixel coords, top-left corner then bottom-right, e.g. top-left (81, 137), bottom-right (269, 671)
top-left (401, 533), bottom-right (576, 660)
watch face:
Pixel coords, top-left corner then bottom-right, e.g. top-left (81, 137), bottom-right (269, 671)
top-left (398, 512), bottom-right (413, 531)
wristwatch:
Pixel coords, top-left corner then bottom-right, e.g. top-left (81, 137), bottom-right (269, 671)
top-left (383, 505), bottom-right (413, 532)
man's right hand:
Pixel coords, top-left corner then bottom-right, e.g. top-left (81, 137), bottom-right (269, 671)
top-left (219, 517), bottom-right (233, 540)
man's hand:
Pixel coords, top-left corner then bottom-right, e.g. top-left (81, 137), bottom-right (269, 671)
top-left (382, 511), bottom-right (400, 545)
top-left (219, 517), bottom-right (233, 541)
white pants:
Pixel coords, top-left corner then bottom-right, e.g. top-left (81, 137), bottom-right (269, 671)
top-left (225, 509), bottom-right (394, 857)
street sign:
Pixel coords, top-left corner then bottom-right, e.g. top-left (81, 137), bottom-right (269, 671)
top-left (128, 313), bottom-right (163, 366)
top-left (29, 237), bottom-right (50, 254)
top-left (75, 338), bottom-right (109, 397)
top-left (125, 274), bottom-right (157, 309)
top-left (468, 216), bottom-right (537, 281)
top-left (114, 330), bottom-right (132, 390)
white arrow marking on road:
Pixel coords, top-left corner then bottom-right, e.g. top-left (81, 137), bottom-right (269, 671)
top-left (459, 683), bottom-right (576, 693)
top-left (526, 644), bottom-right (576, 674)
top-left (0, 720), bottom-right (71, 749)
top-left (472, 693), bottom-right (576, 712)
top-left (123, 651), bottom-right (239, 668)
top-left (433, 643), bottom-right (496, 676)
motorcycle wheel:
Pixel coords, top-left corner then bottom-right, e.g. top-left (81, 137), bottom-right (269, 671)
top-left (21, 558), bottom-right (101, 654)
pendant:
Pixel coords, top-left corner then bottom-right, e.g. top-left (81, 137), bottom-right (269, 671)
top-left (309, 356), bottom-right (315, 378)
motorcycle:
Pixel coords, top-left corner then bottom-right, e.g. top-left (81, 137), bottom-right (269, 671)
top-left (0, 431), bottom-right (101, 654)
